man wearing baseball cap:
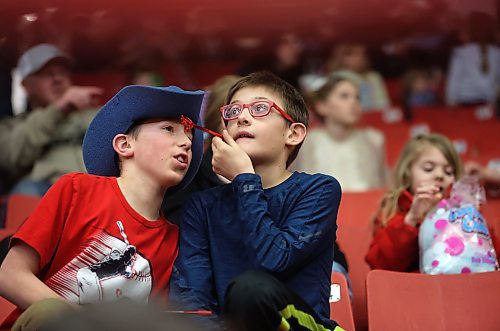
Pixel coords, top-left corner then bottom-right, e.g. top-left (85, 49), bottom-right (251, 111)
top-left (0, 43), bottom-right (102, 195)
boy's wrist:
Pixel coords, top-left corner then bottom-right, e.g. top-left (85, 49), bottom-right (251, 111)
top-left (232, 172), bottom-right (258, 182)
top-left (232, 173), bottom-right (261, 191)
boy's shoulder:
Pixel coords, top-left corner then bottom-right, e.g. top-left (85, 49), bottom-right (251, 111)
top-left (188, 182), bottom-right (231, 204)
top-left (187, 173), bottom-right (341, 203)
top-left (55, 172), bottom-right (115, 191)
top-left (292, 171), bottom-right (341, 192)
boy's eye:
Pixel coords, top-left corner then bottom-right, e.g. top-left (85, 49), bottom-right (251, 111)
top-left (163, 126), bottom-right (174, 132)
top-left (231, 107), bottom-right (240, 116)
top-left (253, 103), bottom-right (269, 114)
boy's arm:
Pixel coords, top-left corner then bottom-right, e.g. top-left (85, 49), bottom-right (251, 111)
top-left (233, 173), bottom-right (341, 273)
top-left (0, 174), bottom-right (76, 308)
top-left (170, 195), bottom-right (218, 313)
top-left (0, 242), bottom-right (66, 310)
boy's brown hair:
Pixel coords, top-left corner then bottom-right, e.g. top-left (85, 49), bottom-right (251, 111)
top-left (225, 71), bottom-right (309, 167)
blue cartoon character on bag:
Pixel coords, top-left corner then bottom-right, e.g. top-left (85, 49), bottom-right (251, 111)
top-left (419, 176), bottom-right (499, 274)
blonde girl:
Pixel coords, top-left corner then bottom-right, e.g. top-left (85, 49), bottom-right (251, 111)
top-left (365, 134), bottom-right (462, 271)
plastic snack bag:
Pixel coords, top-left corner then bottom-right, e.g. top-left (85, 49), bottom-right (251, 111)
top-left (419, 176), bottom-right (499, 274)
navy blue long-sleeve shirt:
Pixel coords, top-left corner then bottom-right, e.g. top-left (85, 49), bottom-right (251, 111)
top-left (171, 172), bottom-right (341, 324)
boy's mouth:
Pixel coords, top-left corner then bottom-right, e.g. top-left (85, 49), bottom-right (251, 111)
top-left (235, 131), bottom-right (254, 141)
top-left (174, 153), bottom-right (188, 165)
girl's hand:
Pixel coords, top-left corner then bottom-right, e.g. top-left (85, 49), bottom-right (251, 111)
top-left (405, 184), bottom-right (443, 227)
top-left (211, 130), bottom-right (255, 181)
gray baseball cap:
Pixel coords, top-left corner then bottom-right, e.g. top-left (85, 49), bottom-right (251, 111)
top-left (17, 44), bottom-right (72, 81)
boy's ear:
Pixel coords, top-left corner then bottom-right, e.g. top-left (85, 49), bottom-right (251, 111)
top-left (286, 122), bottom-right (307, 147)
top-left (112, 134), bottom-right (134, 158)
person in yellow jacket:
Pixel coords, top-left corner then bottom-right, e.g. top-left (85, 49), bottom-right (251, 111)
top-left (0, 44), bottom-right (102, 195)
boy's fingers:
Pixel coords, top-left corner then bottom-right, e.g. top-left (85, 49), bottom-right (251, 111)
top-left (212, 136), bottom-right (223, 149)
top-left (222, 130), bottom-right (237, 146)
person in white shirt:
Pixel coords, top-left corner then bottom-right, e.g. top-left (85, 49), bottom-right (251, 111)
top-left (292, 74), bottom-right (389, 192)
top-left (445, 12), bottom-right (500, 106)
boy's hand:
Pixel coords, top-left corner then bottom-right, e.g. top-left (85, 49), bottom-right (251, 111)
top-left (405, 184), bottom-right (443, 227)
top-left (211, 130), bottom-right (254, 181)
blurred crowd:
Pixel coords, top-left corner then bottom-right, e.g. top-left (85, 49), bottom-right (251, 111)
top-left (1, 9), bottom-right (498, 195)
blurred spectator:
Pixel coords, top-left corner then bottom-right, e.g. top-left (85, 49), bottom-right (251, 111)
top-left (402, 69), bottom-right (440, 108)
top-left (0, 44), bottom-right (101, 196)
top-left (200, 75), bottom-right (241, 144)
top-left (373, 40), bottom-right (411, 79)
top-left (327, 43), bottom-right (390, 110)
top-left (401, 68), bottom-right (441, 120)
top-left (126, 64), bottom-right (164, 87)
top-left (129, 70), bottom-right (164, 86)
top-left (239, 33), bottom-right (305, 89)
top-left (292, 74), bottom-right (389, 192)
top-left (445, 12), bottom-right (500, 106)
top-left (161, 75), bottom-right (239, 223)
top-left (464, 161), bottom-right (500, 186)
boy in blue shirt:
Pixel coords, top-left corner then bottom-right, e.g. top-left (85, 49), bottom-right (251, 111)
top-left (172, 72), bottom-right (343, 330)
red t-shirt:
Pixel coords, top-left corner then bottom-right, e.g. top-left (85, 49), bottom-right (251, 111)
top-left (1, 173), bottom-right (178, 329)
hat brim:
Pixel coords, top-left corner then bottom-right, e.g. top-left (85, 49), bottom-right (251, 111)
top-left (83, 85), bottom-right (205, 195)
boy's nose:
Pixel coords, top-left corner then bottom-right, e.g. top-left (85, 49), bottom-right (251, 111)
top-left (179, 134), bottom-right (192, 150)
top-left (237, 107), bottom-right (252, 125)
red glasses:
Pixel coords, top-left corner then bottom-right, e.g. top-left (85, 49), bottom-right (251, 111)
top-left (219, 100), bottom-right (296, 123)
top-left (180, 115), bottom-right (223, 138)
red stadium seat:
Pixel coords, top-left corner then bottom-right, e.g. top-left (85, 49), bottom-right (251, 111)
top-left (482, 197), bottom-right (500, 254)
top-left (330, 272), bottom-right (355, 331)
top-left (366, 270), bottom-right (500, 331)
top-left (384, 79), bottom-right (402, 106)
top-left (0, 297), bottom-right (15, 325)
top-left (336, 189), bottom-right (384, 331)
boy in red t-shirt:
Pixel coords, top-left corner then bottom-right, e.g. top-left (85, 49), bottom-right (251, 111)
top-left (0, 85), bottom-right (205, 330)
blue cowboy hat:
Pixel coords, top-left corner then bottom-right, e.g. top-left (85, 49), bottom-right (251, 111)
top-left (83, 85), bottom-right (205, 195)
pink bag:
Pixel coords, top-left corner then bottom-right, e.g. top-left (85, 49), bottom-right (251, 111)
top-left (419, 177), bottom-right (499, 274)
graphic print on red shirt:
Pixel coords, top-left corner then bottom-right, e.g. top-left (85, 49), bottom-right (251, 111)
top-left (48, 221), bottom-right (153, 304)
